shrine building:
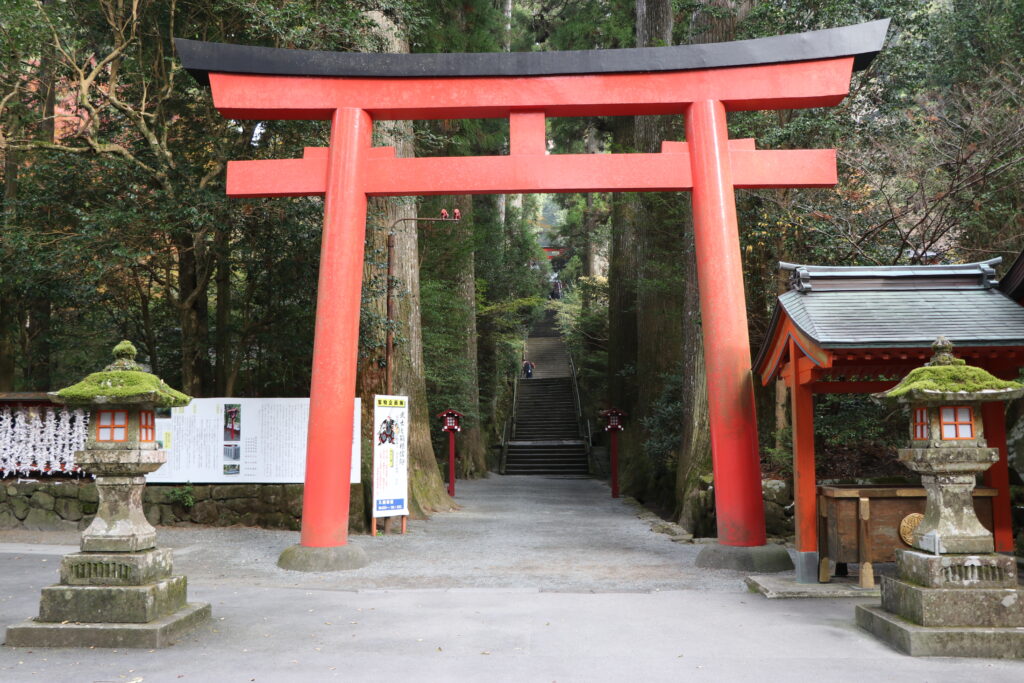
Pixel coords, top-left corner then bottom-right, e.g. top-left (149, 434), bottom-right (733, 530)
top-left (755, 258), bottom-right (1024, 583)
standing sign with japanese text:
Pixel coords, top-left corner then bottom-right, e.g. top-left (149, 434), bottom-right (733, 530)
top-left (372, 395), bottom-right (409, 518)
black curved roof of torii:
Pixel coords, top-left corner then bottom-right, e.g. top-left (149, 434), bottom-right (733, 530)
top-left (176, 19), bottom-right (889, 87)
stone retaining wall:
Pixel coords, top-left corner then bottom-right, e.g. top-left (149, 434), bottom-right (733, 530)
top-left (0, 481), bottom-right (305, 531)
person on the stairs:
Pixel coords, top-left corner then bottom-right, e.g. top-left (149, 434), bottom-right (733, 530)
top-left (521, 359), bottom-right (536, 379)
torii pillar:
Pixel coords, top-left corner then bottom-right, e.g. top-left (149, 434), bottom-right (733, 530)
top-left (177, 19), bottom-right (889, 571)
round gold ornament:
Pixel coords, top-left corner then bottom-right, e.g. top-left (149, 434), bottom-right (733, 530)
top-left (899, 512), bottom-right (924, 546)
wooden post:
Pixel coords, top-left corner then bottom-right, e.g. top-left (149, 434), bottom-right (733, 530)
top-left (858, 496), bottom-right (874, 589)
top-left (790, 346), bottom-right (818, 582)
top-left (817, 495), bottom-right (831, 583)
top-left (981, 402), bottom-right (1014, 552)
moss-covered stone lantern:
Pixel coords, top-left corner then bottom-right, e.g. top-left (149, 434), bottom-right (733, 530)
top-left (5, 341), bottom-right (209, 649)
top-left (880, 336), bottom-right (1023, 554)
top-left (857, 336), bottom-right (1024, 658)
top-left (55, 340), bottom-right (191, 552)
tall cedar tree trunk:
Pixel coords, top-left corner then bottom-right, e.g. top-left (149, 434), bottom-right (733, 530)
top-left (606, 114), bottom-right (639, 419)
top-left (176, 231), bottom-right (212, 397)
top-left (0, 39), bottom-right (58, 391)
top-left (0, 146), bottom-right (19, 391)
top-left (579, 125), bottom-right (601, 363)
top-left (214, 226), bottom-right (232, 396)
top-left (356, 12), bottom-right (450, 523)
top-left (23, 45), bottom-right (56, 391)
top-left (619, 0), bottom-right (683, 508)
top-left (474, 193), bottom-right (506, 447)
top-left (454, 197), bottom-right (488, 478)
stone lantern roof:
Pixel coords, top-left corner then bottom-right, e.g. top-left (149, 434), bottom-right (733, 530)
top-left (50, 341), bottom-right (191, 408)
top-left (878, 337), bottom-right (1024, 405)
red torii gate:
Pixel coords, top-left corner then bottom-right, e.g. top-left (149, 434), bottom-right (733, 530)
top-left (178, 20), bottom-right (890, 570)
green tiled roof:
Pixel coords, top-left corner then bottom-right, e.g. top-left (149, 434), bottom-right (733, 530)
top-left (779, 288), bottom-right (1024, 348)
top-left (762, 259), bottom-right (1024, 351)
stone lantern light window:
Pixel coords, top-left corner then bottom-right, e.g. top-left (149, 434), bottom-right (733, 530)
top-left (140, 410), bottom-right (156, 442)
top-left (95, 409), bottom-right (129, 442)
top-left (939, 405), bottom-right (973, 440)
top-left (912, 407), bottom-right (929, 441)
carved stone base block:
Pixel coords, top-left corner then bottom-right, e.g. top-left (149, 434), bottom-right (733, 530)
top-left (896, 549), bottom-right (1017, 589)
top-left (39, 576), bottom-right (187, 624)
top-left (857, 604), bottom-right (1024, 658)
top-left (859, 550), bottom-right (1024, 658)
top-left (6, 603), bottom-right (211, 649)
top-left (60, 548), bottom-right (173, 586)
top-left (881, 576), bottom-right (1024, 628)
top-left (5, 545), bottom-right (209, 648)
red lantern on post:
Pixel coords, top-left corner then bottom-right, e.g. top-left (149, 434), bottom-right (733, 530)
top-left (438, 409), bottom-right (463, 497)
top-left (600, 408), bottom-right (627, 498)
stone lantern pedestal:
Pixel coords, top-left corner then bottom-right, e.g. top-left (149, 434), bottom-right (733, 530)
top-left (5, 341), bottom-right (209, 648)
top-left (856, 338), bottom-right (1024, 658)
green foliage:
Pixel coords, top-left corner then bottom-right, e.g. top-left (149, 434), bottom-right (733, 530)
top-left (550, 275), bottom-right (608, 418)
top-left (420, 278), bottom-right (476, 421)
top-left (815, 394), bottom-right (904, 452)
top-left (764, 426), bottom-right (794, 478)
top-left (638, 365), bottom-right (686, 475)
top-left (167, 483), bottom-right (196, 510)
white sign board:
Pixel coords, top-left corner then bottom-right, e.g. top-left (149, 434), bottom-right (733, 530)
top-left (149, 397), bottom-right (360, 484)
top-left (371, 395), bottom-right (409, 518)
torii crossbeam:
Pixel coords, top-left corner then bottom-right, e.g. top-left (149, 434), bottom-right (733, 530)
top-left (178, 19), bottom-right (889, 570)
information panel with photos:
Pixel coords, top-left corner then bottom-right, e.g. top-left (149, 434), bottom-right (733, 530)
top-left (150, 397), bottom-right (360, 484)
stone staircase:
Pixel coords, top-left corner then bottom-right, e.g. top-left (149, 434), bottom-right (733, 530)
top-left (504, 313), bottom-right (589, 476)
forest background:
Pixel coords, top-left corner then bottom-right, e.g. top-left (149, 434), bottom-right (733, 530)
top-left (2, 0), bottom-right (1023, 530)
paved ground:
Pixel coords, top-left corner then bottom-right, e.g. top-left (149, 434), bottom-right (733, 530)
top-left (1, 475), bottom-right (1023, 681)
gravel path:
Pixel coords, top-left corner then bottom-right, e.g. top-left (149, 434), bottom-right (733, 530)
top-left (3, 475), bottom-right (1024, 681)
top-left (0, 475), bottom-right (745, 595)
top-left (162, 475), bottom-right (743, 593)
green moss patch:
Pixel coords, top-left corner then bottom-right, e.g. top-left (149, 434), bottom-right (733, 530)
top-left (55, 370), bottom-right (191, 407)
top-left (886, 362), bottom-right (1022, 397)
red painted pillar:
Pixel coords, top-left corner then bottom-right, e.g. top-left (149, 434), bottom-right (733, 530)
top-left (686, 100), bottom-right (766, 547)
top-left (300, 107), bottom-right (372, 548)
top-left (790, 374), bottom-right (817, 554)
top-left (610, 431), bottom-right (620, 499)
top-left (981, 402), bottom-right (1013, 552)
top-left (448, 431), bottom-right (456, 498)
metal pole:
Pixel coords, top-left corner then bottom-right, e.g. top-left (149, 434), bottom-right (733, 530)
top-left (610, 431), bottom-right (619, 498)
top-left (385, 232), bottom-right (396, 396)
top-left (448, 430), bottom-right (456, 497)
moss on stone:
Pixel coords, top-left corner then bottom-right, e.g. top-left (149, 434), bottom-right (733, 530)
top-left (52, 341), bottom-right (191, 408)
top-left (885, 362), bottom-right (1022, 397)
top-left (55, 370), bottom-right (191, 407)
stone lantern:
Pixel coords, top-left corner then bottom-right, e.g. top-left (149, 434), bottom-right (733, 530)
top-left (891, 336), bottom-right (1017, 555)
top-left (858, 337), bottom-right (1024, 658)
top-left (6, 341), bottom-right (210, 648)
